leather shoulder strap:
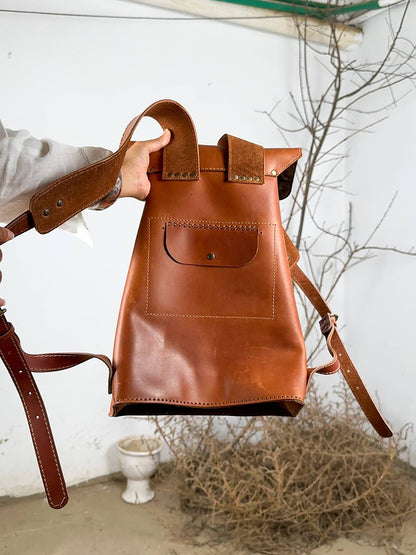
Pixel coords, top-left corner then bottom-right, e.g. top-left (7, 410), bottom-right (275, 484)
top-left (6, 100), bottom-right (200, 238)
top-left (0, 309), bottom-right (112, 508)
top-left (284, 232), bottom-right (393, 438)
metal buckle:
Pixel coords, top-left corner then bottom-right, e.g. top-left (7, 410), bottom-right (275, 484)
top-left (319, 313), bottom-right (338, 335)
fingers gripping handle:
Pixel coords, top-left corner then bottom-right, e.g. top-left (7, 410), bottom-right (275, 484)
top-left (121, 99), bottom-right (200, 181)
top-left (29, 100), bottom-right (200, 235)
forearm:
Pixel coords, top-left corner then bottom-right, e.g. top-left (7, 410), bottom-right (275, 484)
top-left (0, 122), bottom-right (113, 222)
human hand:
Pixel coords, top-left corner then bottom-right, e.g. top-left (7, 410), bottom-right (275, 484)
top-left (0, 228), bottom-right (15, 307)
top-left (120, 129), bottom-right (171, 200)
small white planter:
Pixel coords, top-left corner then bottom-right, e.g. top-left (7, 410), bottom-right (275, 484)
top-left (117, 435), bottom-right (163, 504)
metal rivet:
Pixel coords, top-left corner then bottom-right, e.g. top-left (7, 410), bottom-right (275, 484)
top-left (28, 391), bottom-right (32, 395)
top-left (36, 415), bottom-right (40, 420)
top-left (247, 176), bottom-right (253, 182)
top-left (190, 172), bottom-right (196, 178)
top-left (240, 175), bottom-right (246, 181)
top-left (57, 199), bottom-right (63, 207)
top-left (207, 253), bottom-right (216, 260)
top-left (232, 174), bottom-right (239, 180)
top-left (149, 167), bottom-right (156, 172)
top-left (182, 172), bottom-right (188, 178)
top-left (254, 176), bottom-right (260, 183)
top-left (167, 172), bottom-right (174, 178)
top-left (43, 209), bottom-right (50, 217)
top-left (174, 172), bottom-right (180, 178)
top-left (18, 370), bottom-right (23, 374)
top-left (271, 169), bottom-right (277, 177)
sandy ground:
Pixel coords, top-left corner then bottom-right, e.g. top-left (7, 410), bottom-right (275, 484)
top-left (0, 476), bottom-right (415, 555)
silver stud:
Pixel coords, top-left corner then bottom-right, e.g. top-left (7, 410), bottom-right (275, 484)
top-left (254, 176), bottom-right (260, 183)
top-left (43, 209), bottom-right (50, 217)
top-left (167, 172), bottom-right (174, 178)
top-left (28, 391), bottom-right (32, 395)
top-left (174, 172), bottom-right (180, 178)
top-left (18, 370), bottom-right (23, 374)
top-left (247, 176), bottom-right (253, 182)
top-left (57, 199), bottom-right (63, 207)
top-left (182, 172), bottom-right (188, 178)
top-left (271, 169), bottom-right (277, 177)
top-left (240, 175), bottom-right (246, 181)
top-left (190, 172), bottom-right (197, 178)
top-left (207, 253), bottom-right (216, 260)
top-left (36, 415), bottom-right (40, 420)
top-left (232, 174), bottom-right (239, 180)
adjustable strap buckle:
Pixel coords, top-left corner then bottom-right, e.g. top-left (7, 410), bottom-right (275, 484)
top-left (319, 313), bottom-right (338, 336)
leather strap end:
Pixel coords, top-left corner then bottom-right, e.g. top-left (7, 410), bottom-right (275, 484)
top-left (218, 135), bottom-right (264, 185)
top-left (29, 148), bottom-right (125, 234)
top-left (288, 253), bottom-right (393, 439)
top-left (0, 313), bottom-right (69, 508)
top-left (5, 211), bottom-right (35, 239)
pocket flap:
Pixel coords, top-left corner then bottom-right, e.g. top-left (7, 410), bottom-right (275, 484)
top-left (165, 222), bottom-right (259, 267)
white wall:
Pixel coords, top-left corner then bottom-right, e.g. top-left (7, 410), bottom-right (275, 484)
top-left (344, 6), bottom-right (416, 458)
top-left (0, 0), bottom-right (414, 498)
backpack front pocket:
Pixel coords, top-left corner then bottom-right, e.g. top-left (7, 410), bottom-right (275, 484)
top-left (145, 218), bottom-right (276, 319)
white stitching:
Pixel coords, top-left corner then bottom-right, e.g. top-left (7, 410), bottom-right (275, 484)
top-left (272, 226), bottom-right (276, 319)
top-left (115, 394), bottom-right (305, 404)
top-left (146, 218), bottom-right (276, 319)
top-left (149, 167), bottom-right (288, 175)
top-left (145, 313), bottom-right (274, 319)
top-left (4, 336), bottom-right (66, 508)
top-left (272, 148), bottom-right (302, 175)
top-left (151, 217), bottom-right (275, 226)
top-left (146, 217), bottom-right (151, 315)
top-left (27, 353), bottom-right (109, 372)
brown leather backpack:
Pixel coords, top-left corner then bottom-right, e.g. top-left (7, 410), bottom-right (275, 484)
top-left (1, 100), bottom-right (392, 509)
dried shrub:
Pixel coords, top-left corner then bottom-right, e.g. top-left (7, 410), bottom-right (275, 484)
top-left (153, 384), bottom-right (415, 554)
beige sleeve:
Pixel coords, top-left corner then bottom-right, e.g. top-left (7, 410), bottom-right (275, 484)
top-left (0, 121), bottom-right (111, 225)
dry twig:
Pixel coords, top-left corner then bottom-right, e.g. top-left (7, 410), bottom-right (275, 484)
top-left (153, 385), bottom-right (414, 554)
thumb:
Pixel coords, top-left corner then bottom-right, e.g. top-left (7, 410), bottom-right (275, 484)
top-left (146, 129), bottom-right (171, 154)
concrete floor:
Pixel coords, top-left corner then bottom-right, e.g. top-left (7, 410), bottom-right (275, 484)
top-left (0, 476), bottom-right (415, 555)
top-left (0, 475), bottom-right (237, 555)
